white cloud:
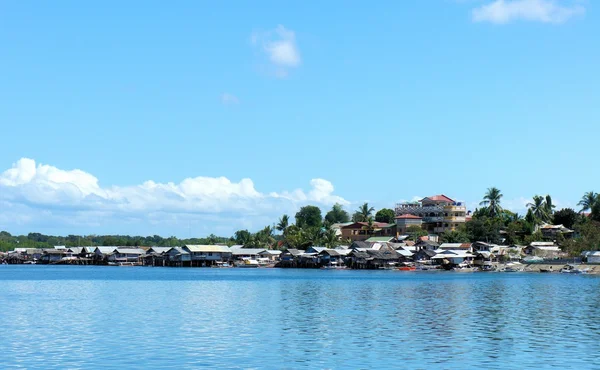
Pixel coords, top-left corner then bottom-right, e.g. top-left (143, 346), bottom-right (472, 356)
top-left (251, 25), bottom-right (301, 78)
top-left (472, 0), bottom-right (585, 24)
top-left (220, 93), bottom-right (239, 106)
top-left (0, 158), bottom-right (348, 235)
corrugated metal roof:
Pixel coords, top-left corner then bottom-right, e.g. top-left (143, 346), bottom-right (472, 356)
top-left (95, 247), bottom-right (118, 254)
top-left (115, 248), bottom-right (145, 254)
top-left (231, 248), bottom-right (265, 255)
top-left (259, 250), bottom-right (282, 255)
top-left (185, 245), bottom-right (231, 253)
top-left (366, 236), bottom-right (395, 242)
top-left (147, 247), bottom-right (173, 254)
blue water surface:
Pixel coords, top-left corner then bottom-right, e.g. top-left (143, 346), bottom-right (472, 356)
top-left (1, 266), bottom-right (599, 369)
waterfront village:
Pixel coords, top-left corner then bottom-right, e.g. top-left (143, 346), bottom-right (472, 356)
top-left (3, 192), bottom-right (600, 274)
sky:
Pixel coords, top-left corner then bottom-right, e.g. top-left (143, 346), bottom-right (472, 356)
top-left (0, 0), bottom-right (598, 237)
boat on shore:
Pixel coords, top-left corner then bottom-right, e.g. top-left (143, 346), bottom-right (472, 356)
top-left (560, 264), bottom-right (590, 274)
top-left (236, 258), bottom-right (260, 268)
top-left (500, 262), bottom-right (523, 272)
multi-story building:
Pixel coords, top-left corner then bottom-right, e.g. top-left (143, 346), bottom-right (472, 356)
top-left (395, 194), bottom-right (467, 234)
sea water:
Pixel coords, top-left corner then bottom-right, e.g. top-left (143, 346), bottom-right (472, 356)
top-left (1, 266), bottom-right (599, 369)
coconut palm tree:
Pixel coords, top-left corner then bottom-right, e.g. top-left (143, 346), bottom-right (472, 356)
top-left (578, 191), bottom-right (598, 213)
top-left (544, 195), bottom-right (556, 216)
top-left (321, 228), bottom-right (340, 249)
top-left (527, 195), bottom-right (550, 223)
top-left (361, 217), bottom-right (376, 236)
top-left (276, 214), bottom-right (289, 235)
top-left (355, 203), bottom-right (375, 222)
top-left (479, 187), bottom-right (503, 217)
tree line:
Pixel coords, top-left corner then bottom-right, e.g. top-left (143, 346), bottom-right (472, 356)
top-left (3, 189), bottom-right (600, 255)
top-left (439, 188), bottom-right (600, 255)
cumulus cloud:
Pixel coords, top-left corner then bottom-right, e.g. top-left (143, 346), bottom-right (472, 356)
top-left (251, 25), bottom-right (301, 78)
top-left (472, 0), bottom-right (585, 24)
top-left (0, 158), bottom-right (348, 235)
top-left (220, 93), bottom-right (239, 106)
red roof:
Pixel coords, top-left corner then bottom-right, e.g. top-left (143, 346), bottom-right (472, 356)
top-left (342, 222), bottom-right (391, 229)
top-left (395, 214), bottom-right (422, 219)
top-left (421, 194), bottom-right (455, 203)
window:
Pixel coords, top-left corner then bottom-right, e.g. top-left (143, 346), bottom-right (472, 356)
top-left (445, 223), bottom-right (449, 227)
top-left (208, 252), bottom-right (213, 256)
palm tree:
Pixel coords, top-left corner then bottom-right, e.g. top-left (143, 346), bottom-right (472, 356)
top-left (480, 187), bottom-right (503, 217)
top-left (356, 203), bottom-right (375, 222)
top-left (361, 217), bottom-right (376, 236)
top-left (276, 215), bottom-right (289, 235)
top-left (527, 195), bottom-right (549, 223)
top-left (578, 191), bottom-right (598, 213)
top-left (321, 228), bottom-right (340, 249)
top-left (544, 195), bottom-right (555, 216)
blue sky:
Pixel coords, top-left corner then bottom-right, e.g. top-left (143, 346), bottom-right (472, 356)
top-left (0, 0), bottom-right (598, 237)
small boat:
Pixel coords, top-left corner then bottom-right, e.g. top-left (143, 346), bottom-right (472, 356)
top-left (500, 262), bottom-right (523, 272)
top-left (213, 261), bottom-right (232, 268)
top-left (539, 268), bottom-right (552, 273)
top-left (560, 264), bottom-right (590, 274)
top-left (236, 258), bottom-right (260, 268)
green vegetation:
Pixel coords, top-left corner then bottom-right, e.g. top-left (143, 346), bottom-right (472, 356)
top-left (0, 231), bottom-right (232, 252)
top-left (4, 189), bottom-right (600, 256)
top-left (375, 208), bottom-right (395, 224)
top-left (324, 203), bottom-right (350, 224)
top-left (295, 206), bottom-right (323, 229)
top-left (352, 203), bottom-right (375, 222)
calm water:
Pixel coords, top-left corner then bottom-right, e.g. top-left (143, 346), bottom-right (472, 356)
top-left (1, 266), bottom-right (600, 369)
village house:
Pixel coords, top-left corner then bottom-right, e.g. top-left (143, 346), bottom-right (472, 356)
top-left (230, 246), bottom-right (265, 260)
top-left (340, 222), bottom-right (396, 242)
top-left (414, 240), bottom-right (440, 251)
top-left (166, 247), bottom-right (191, 267)
top-left (258, 250), bottom-right (282, 261)
top-left (581, 251), bottom-right (600, 263)
top-left (523, 242), bottom-right (562, 257)
top-left (318, 249), bottom-right (346, 267)
top-left (183, 245), bottom-right (232, 266)
top-left (348, 249), bottom-right (403, 269)
top-left (107, 248), bottom-right (145, 264)
top-left (539, 224), bottom-right (575, 240)
top-left (395, 194), bottom-right (467, 234)
top-left (394, 214), bottom-right (423, 235)
top-left (431, 249), bottom-right (475, 266)
top-left (472, 241), bottom-right (496, 252)
top-left (412, 249), bottom-right (438, 262)
top-left (144, 247), bottom-right (171, 266)
top-left (438, 243), bottom-right (472, 251)
top-left (39, 249), bottom-right (69, 264)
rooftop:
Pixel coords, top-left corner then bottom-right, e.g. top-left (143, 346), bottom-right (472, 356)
top-left (395, 214), bottom-right (422, 219)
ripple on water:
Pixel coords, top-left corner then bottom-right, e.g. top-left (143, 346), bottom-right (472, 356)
top-left (1, 267), bottom-right (600, 369)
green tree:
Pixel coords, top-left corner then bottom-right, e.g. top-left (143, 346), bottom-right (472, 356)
top-left (321, 227), bottom-right (340, 249)
top-left (324, 203), bottom-right (350, 224)
top-left (354, 203), bottom-right (375, 222)
top-left (592, 201), bottom-right (600, 223)
top-left (578, 191), bottom-right (598, 213)
top-left (545, 195), bottom-right (555, 216)
top-left (234, 229), bottom-right (252, 245)
top-left (527, 195), bottom-right (550, 223)
top-left (553, 208), bottom-right (579, 229)
top-left (276, 215), bottom-right (290, 235)
top-left (465, 217), bottom-right (503, 243)
top-left (375, 208), bottom-right (395, 224)
top-left (295, 206), bottom-right (323, 229)
top-left (406, 225), bottom-right (428, 241)
top-left (439, 229), bottom-right (469, 243)
top-left (479, 187), bottom-right (503, 218)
